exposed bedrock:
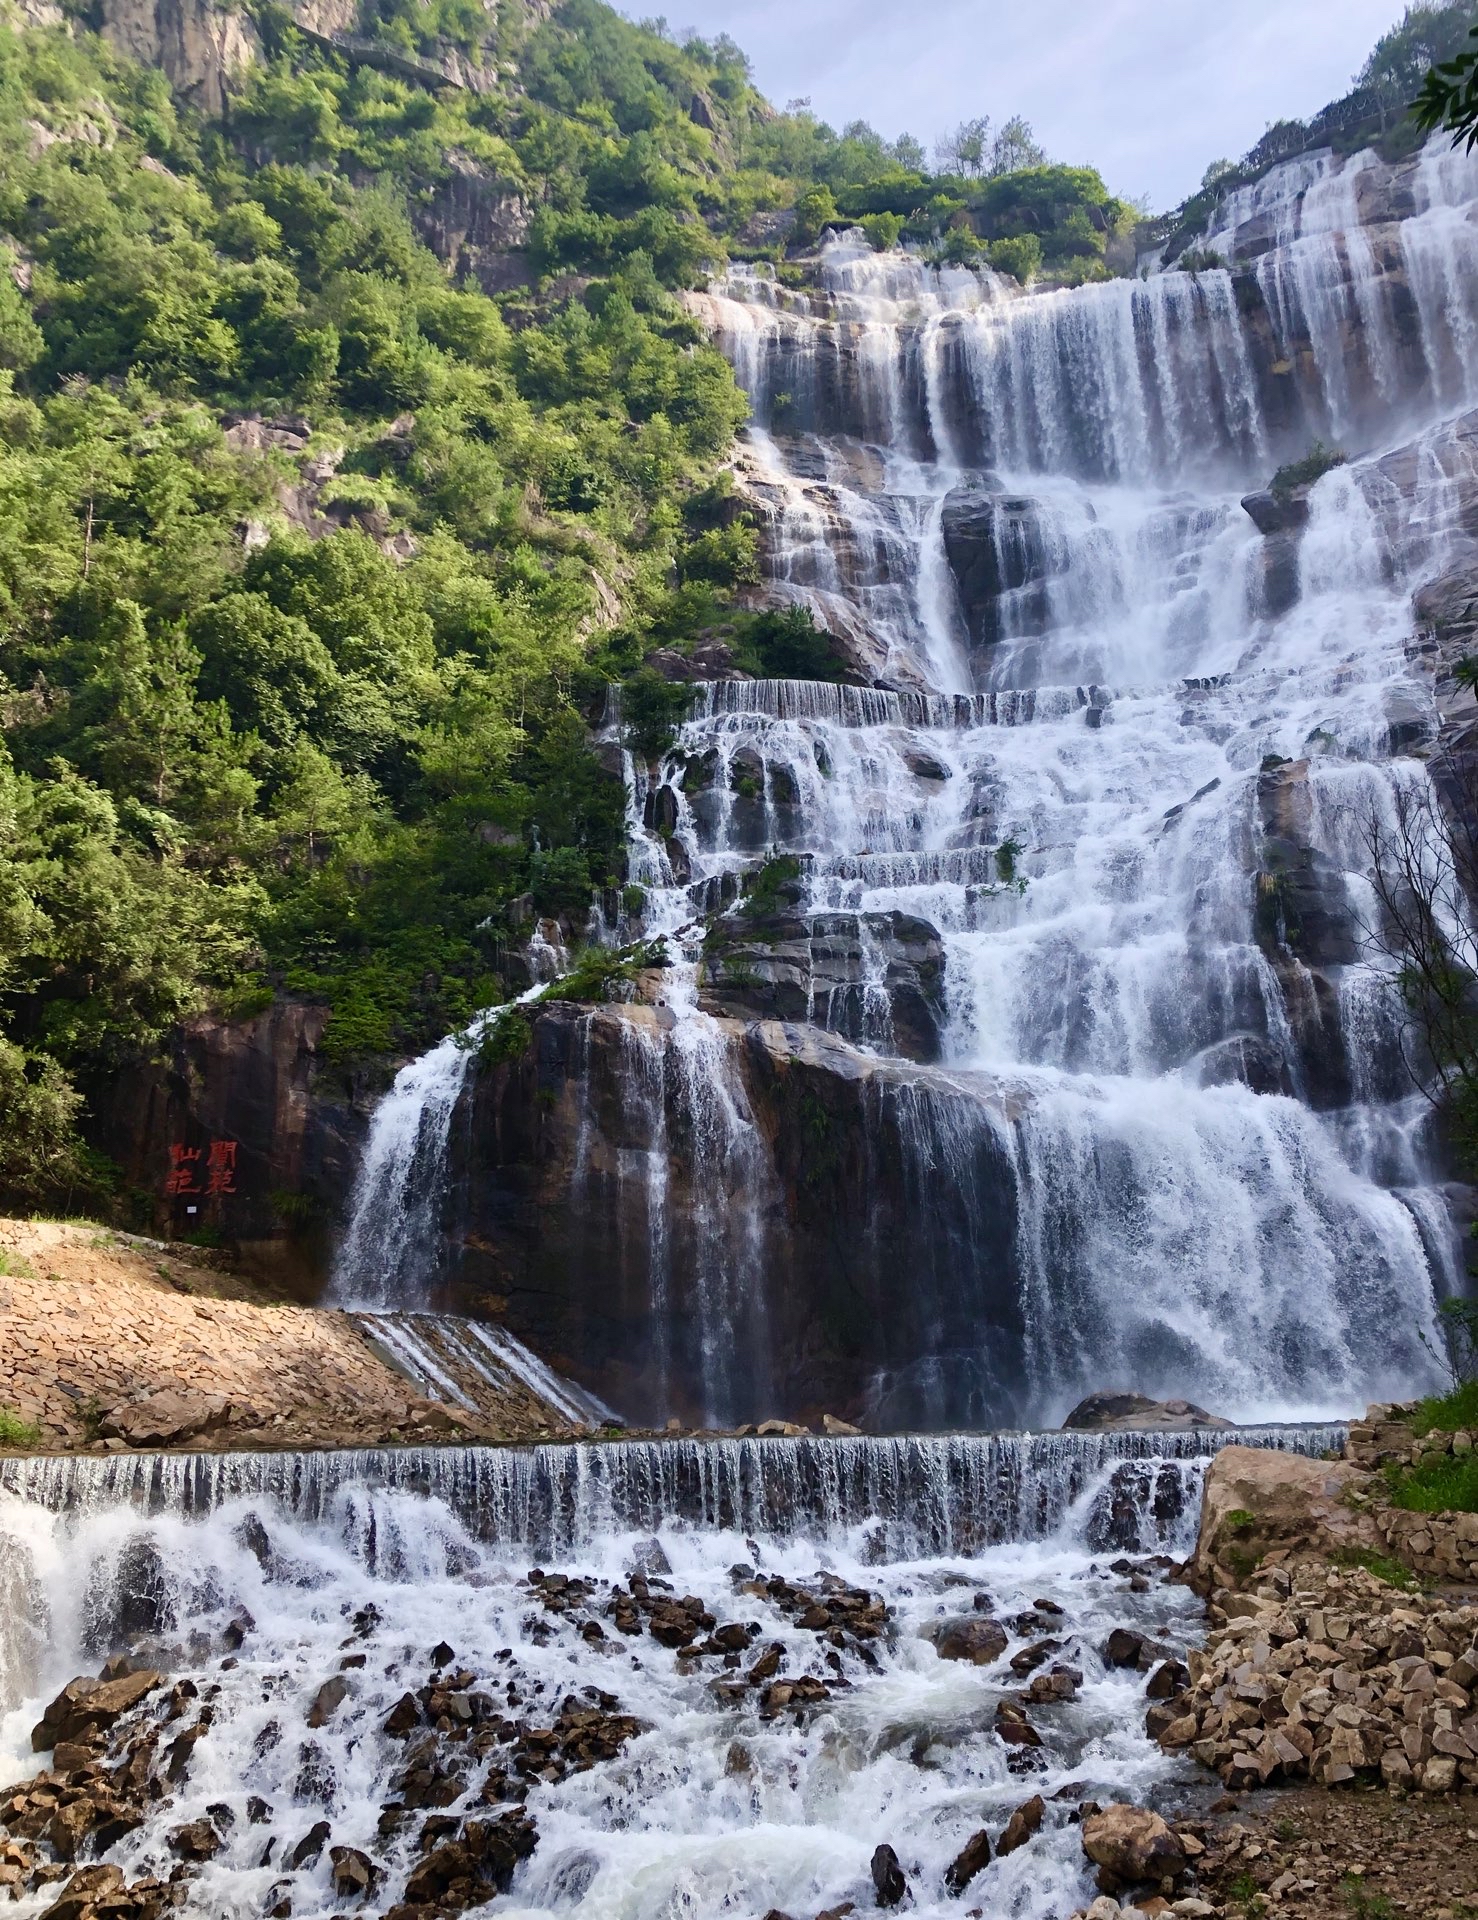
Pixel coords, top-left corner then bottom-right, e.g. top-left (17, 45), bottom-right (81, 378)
top-left (87, 1002), bottom-right (372, 1294)
top-left (441, 1001), bottom-right (1025, 1429)
top-left (1252, 757), bottom-right (1360, 1110)
top-left (699, 904), bottom-right (948, 1061)
top-left (940, 484), bottom-right (1058, 651)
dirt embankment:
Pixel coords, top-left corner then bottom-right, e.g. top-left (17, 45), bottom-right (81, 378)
top-left (0, 1219), bottom-right (574, 1453)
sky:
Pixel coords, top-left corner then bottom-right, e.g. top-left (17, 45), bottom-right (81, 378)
top-left (626, 0), bottom-right (1408, 210)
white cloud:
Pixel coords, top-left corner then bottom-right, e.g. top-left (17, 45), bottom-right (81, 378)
top-left (649, 0), bottom-right (1406, 206)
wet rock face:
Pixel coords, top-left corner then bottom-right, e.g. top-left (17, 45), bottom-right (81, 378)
top-left (941, 484), bottom-right (1060, 650)
top-left (700, 905), bottom-right (947, 1061)
top-left (1251, 758), bottom-right (1362, 1110)
top-left (1063, 1392), bottom-right (1231, 1433)
top-left (444, 1001), bottom-right (1026, 1428)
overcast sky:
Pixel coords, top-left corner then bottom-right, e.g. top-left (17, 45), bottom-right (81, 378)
top-left (631, 0), bottom-right (1407, 209)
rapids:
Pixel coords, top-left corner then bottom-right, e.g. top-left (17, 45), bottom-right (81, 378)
top-left (0, 1428), bottom-right (1339, 1920)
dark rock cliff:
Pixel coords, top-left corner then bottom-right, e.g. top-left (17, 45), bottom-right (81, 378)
top-left (87, 1002), bottom-right (373, 1296)
top-left (440, 1001), bottom-right (1025, 1428)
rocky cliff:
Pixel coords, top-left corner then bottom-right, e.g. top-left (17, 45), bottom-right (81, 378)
top-left (438, 1000), bottom-right (1026, 1429)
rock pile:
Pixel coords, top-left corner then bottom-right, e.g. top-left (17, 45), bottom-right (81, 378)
top-left (1147, 1561), bottom-right (1478, 1793)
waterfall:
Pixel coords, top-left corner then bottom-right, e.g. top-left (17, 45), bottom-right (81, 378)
top-left (0, 1425), bottom-right (1339, 1559)
top-left (328, 140), bottom-right (1478, 1431)
top-left (330, 1023), bottom-right (487, 1308)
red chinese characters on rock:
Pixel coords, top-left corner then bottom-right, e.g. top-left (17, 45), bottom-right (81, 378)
top-left (165, 1138), bottom-right (237, 1198)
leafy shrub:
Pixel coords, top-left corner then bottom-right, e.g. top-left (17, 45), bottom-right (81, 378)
top-left (987, 234), bottom-right (1042, 284)
top-left (729, 606), bottom-right (847, 683)
top-left (620, 669), bottom-right (696, 760)
top-left (860, 212), bottom-right (903, 251)
top-left (477, 1010), bottom-right (533, 1065)
top-left (0, 1407), bottom-right (43, 1447)
top-left (1270, 440), bottom-right (1348, 496)
top-left (529, 847), bottom-right (594, 919)
top-left (743, 853), bottom-right (804, 916)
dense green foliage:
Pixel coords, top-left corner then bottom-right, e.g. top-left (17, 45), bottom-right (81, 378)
top-left (1415, 21), bottom-right (1478, 147)
top-left (0, 1), bottom-right (766, 1206)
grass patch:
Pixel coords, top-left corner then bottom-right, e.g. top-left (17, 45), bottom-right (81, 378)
top-left (1342, 1875), bottom-right (1395, 1920)
top-left (0, 1407), bottom-right (43, 1447)
top-left (1384, 1450), bottom-right (1478, 1514)
top-left (0, 1248), bottom-right (38, 1280)
top-left (1328, 1546), bottom-right (1428, 1592)
top-left (1224, 1508), bottom-right (1257, 1532)
top-left (1409, 1377), bottom-right (1478, 1437)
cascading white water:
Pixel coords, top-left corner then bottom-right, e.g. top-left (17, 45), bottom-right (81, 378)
top-left (0, 1428), bottom-right (1336, 1920)
top-left (332, 139), bottom-right (1478, 1429)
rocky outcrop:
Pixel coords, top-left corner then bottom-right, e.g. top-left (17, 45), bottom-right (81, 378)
top-left (1252, 757), bottom-right (1360, 1108)
top-left (86, 1000), bottom-right (372, 1289)
top-left (940, 482), bottom-right (1057, 651)
top-left (1189, 1444), bottom-right (1376, 1589)
top-left (95, 0), bottom-right (259, 117)
top-left (442, 1000), bottom-right (1026, 1427)
top-left (700, 902), bottom-right (947, 1061)
top-left (1062, 1391), bottom-right (1231, 1432)
top-left (412, 156), bottom-right (532, 296)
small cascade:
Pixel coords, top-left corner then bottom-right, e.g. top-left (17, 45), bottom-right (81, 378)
top-left (331, 1024), bottom-right (488, 1309)
top-left (347, 1313), bottom-right (614, 1430)
top-left (0, 1424), bottom-right (1340, 1556)
top-left (0, 1424), bottom-right (1341, 1920)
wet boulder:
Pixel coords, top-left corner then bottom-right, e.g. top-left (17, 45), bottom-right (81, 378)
top-left (945, 1827), bottom-right (992, 1892)
top-left (1240, 486), bottom-right (1311, 535)
top-left (927, 1615), bottom-right (1007, 1665)
top-left (1061, 1391), bottom-right (1230, 1431)
top-left (871, 1842), bottom-right (908, 1907)
top-left (329, 1847), bottom-right (379, 1898)
top-left (997, 1792), bottom-right (1045, 1856)
top-left (32, 1670), bottom-right (163, 1753)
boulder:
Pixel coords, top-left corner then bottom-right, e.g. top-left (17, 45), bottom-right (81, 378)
top-left (99, 1390), bottom-right (232, 1448)
top-left (1240, 487), bottom-right (1311, 535)
top-left (39, 1866), bottom-right (126, 1920)
top-left (168, 1818), bottom-right (221, 1862)
top-left (1061, 1392), bottom-right (1230, 1432)
top-left (306, 1676), bottom-right (349, 1727)
top-left (945, 1827), bottom-right (991, 1893)
top-left (31, 1670), bottom-right (162, 1752)
top-left (329, 1846), bottom-right (378, 1897)
top-left (1190, 1445), bottom-right (1377, 1588)
top-left (997, 1793), bottom-right (1045, 1857)
top-left (928, 1616), bottom-right (1008, 1665)
top-left (1080, 1804), bottom-right (1187, 1885)
top-left (871, 1843), bottom-right (908, 1908)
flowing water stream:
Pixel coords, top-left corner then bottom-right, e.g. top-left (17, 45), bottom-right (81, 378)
top-left (0, 1428), bottom-right (1339, 1920)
